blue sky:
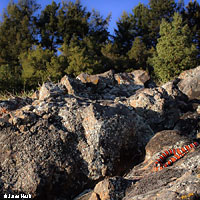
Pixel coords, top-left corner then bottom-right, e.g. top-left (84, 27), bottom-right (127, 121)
top-left (0, 0), bottom-right (197, 34)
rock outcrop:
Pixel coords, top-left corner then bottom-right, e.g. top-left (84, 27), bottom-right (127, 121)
top-left (178, 66), bottom-right (200, 100)
top-left (0, 68), bottom-right (200, 200)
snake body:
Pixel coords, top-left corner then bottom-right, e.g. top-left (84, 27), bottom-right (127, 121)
top-left (154, 142), bottom-right (199, 171)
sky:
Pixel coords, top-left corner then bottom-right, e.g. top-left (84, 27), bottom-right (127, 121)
top-left (0, 0), bottom-right (197, 34)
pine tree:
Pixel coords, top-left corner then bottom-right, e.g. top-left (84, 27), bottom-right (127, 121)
top-left (148, 13), bottom-right (198, 83)
top-left (37, 1), bottom-right (60, 51)
top-left (182, 0), bottom-right (200, 55)
top-left (19, 45), bottom-right (52, 88)
top-left (113, 0), bottom-right (177, 54)
top-left (58, 1), bottom-right (110, 76)
top-left (127, 37), bottom-right (148, 70)
top-left (88, 10), bottom-right (111, 45)
top-left (148, 0), bottom-right (177, 47)
top-left (57, 0), bottom-right (90, 45)
top-left (132, 3), bottom-right (150, 47)
top-left (101, 42), bottom-right (131, 72)
top-left (0, 0), bottom-right (40, 91)
top-left (0, 0), bottom-right (39, 66)
top-left (61, 35), bottom-right (102, 76)
top-left (19, 45), bottom-right (65, 89)
top-left (176, 0), bottom-right (185, 14)
top-left (114, 11), bottom-right (136, 55)
top-left (46, 55), bottom-right (67, 82)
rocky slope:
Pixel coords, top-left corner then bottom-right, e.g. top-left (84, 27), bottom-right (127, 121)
top-left (0, 68), bottom-right (200, 200)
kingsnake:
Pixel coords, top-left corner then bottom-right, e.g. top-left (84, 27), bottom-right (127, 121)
top-left (154, 142), bottom-right (199, 171)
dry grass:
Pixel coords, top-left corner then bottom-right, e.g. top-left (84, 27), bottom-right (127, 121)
top-left (0, 90), bottom-right (35, 100)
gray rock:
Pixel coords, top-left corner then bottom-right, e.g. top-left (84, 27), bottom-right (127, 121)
top-left (60, 75), bottom-right (86, 96)
top-left (114, 70), bottom-right (150, 86)
top-left (173, 112), bottom-right (200, 138)
top-left (39, 82), bottom-right (65, 100)
top-left (178, 66), bottom-right (200, 100)
top-left (77, 70), bottom-right (116, 90)
top-left (85, 130), bottom-right (200, 200)
top-left (0, 86), bottom-right (153, 199)
top-left (1, 67), bottom-right (200, 200)
top-left (178, 66), bottom-right (200, 79)
top-left (89, 176), bottom-right (131, 200)
top-left (128, 87), bottom-right (181, 131)
top-left (123, 142), bottom-right (200, 200)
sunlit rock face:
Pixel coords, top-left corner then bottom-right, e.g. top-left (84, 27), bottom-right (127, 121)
top-left (1, 67), bottom-right (200, 200)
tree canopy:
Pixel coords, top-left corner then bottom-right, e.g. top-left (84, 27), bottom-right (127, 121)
top-left (148, 13), bottom-right (198, 83)
top-left (0, 0), bottom-right (200, 92)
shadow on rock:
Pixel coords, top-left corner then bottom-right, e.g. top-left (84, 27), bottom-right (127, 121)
top-left (1, 67), bottom-right (200, 200)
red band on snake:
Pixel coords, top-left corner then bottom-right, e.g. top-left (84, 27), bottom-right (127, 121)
top-left (153, 142), bottom-right (199, 171)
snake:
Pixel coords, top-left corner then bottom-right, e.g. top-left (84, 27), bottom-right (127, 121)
top-left (154, 142), bottom-right (199, 171)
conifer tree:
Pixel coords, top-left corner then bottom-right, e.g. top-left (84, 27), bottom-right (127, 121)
top-left (148, 13), bottom-right (198, 83)
top-left (114, 11), bottom-right (136, 55)
top-left (148, 0), bottom-right (177, 47)
top-left (101, 42), bottom-right (131, 72)
top-left (0, 0), bottom-right (40, 91)
top-left (86, 10), bottom-right (110, 68)
top-left (57, 0), bottom-right (90, 45)
top-left (19, 45), bottom-right (65, 88)
top-left (88, 10), bottom-right (111, 45)
top-left (127, 37), bottom-right (148, 70)
top-left (177, 0), bottom-right (185, 14)
top-left (37, 1), bottom-right (60, 51)
top-left (19, 45), bottom-right (53, 88)
top-left (114, 0), bottom-right (177, 55)
top-left (59, 1), bottom-right (110, 76)
top-left (0, 0), bottom-right (39, 66)
top-left (61, 35), bottom-right (102, 76)
top-left (182, 0), bottom-right (200, 54)
top-left (132, 3), bottom-right (150, 47)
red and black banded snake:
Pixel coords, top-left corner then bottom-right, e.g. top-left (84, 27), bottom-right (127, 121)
top-left (153, 142), bottom-right (200, 171)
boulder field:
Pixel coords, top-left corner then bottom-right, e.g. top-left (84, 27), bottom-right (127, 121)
top-left (0, 68), bottom-right (200, 200)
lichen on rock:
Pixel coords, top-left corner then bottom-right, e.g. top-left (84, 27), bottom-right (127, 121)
top-left (0, 67), bottom-right (200, 200)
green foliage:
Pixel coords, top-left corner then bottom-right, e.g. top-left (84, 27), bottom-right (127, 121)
top-left (19, 45), bottom-right (65, 89)
top-left (101, 42), bottom-right (131, 72)
top-left (182, 0), bottom-right (200, 56)
top-left (148, 13), bottom-right (198, 83)
top-left (1, 0), bottom-right (200, 94)
top-left (65, 46), bottom-right (95, 76)
top-left (114, 11), bottom-right (136, 55)
top-left (0, 0), bottom-right (39, 65)
top-left (57, 0), bottom-right (90, 45)
top-left (36, 1), bottom-right (60, 51)
top-left (0, 64), bottom-right (22, 91)
top-left (46, 55), bottom-right (67, 81)
top-left (61, 35), bottom-right (102, 77)
top-left (127, 37), bottom-right (149, 70)
top-left (0, 0), bottom-right (39, 92)
top-left (88, 9), bottom-right (111, 45)
top-left (132, 3), bottom-right (150, 47)
top-left (113, 0), bottom-right (178, 70)
top-left (58, 3), bottom-right (110, 77)
top-left (148, 0), bottom-right (177, 47)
